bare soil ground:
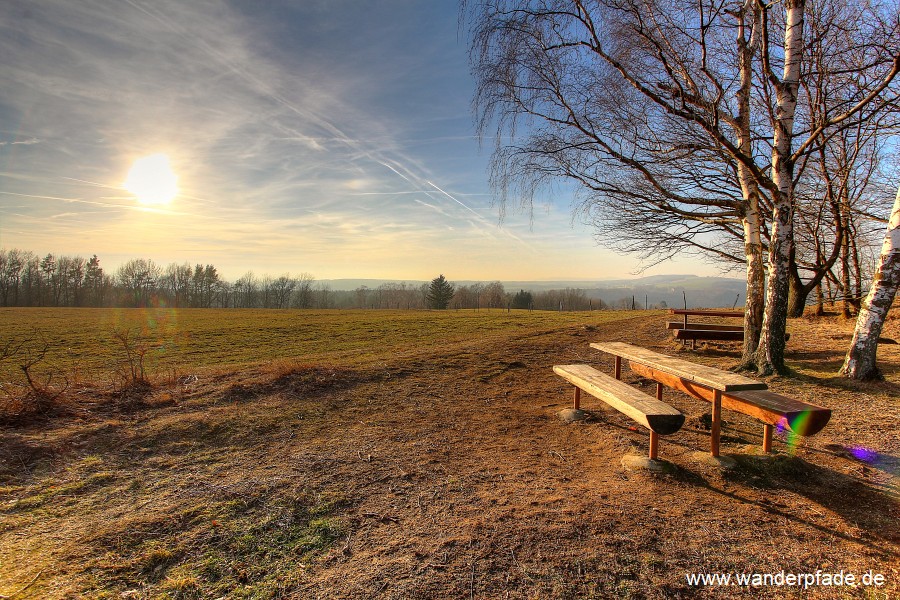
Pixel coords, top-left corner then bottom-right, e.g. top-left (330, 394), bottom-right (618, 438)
top-left (1, 311), bottom-right (898, 599)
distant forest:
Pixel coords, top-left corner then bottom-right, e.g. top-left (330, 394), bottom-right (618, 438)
top-left (0, 248), bottom-right (637, 311)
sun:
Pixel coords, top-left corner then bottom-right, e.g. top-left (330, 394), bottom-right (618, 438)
top-left (124, 153), bottom-right (178, 205)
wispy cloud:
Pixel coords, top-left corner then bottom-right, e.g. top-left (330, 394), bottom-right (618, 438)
top-left (0, 0), bottom-right (707, 280)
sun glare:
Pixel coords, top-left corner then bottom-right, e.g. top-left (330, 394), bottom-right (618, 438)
top-left (124, 153), bottom-right (178, 205)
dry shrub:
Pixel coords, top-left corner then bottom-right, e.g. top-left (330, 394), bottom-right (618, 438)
top-left (0, 330), bottom-right (71, 425)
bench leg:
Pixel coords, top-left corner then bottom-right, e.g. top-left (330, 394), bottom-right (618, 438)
top-left (648, 431), bottom-right (659, 460)
top-left (573, 386), bottom-right (581, 410)
top-left (762, 424), bottom-right (773, 453)
top-left (656, 382), bottom-right (663, 401)
top-left (614, 356), bottom-right (621, 380)
top-left (710, 390), bottom-right (722, 457)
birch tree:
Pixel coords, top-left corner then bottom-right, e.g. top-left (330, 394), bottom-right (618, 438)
top-left (751, 0), bottom-right (806, 374)
top-left (841, 184), bottom-right (900, 380)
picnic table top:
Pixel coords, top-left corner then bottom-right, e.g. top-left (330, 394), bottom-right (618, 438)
top-left (670, 309), bottom-right (744, 318)
top-left (590, 341), bottom-right (767, 392)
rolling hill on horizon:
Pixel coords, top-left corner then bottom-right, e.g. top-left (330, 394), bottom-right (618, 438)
top-left (323, 274), bottom-right (746, 309)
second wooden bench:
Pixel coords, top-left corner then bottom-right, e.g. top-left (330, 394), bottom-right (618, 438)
top-left (553, 364), bottom-right (685, 460)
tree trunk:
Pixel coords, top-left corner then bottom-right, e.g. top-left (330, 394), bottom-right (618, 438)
top-left (754, 0), bottom-right (805, 375)
top-left (737, 2), bottom-right (765, 367)
top-left (841, 184), bottom-right (900, 380)
top-left (743, 219), bottom-right (766, 364)
top-left (787, 248), bottom-right (807, 317)
top-left (815, 282), bottom-right (824, 316)
top-left (841, 223), bottom-right (853, 318)
top-left (787, 204), bottom-right (845, 318)
top-left (850, 230), bottom-right (863, 314)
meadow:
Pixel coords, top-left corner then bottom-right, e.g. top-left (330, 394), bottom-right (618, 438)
top-left (0, 308), bottom-right (616, 387)
top-left (0, 308), bottom-right (898, 599)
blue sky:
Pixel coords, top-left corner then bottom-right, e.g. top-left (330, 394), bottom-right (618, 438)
top-left (0, 0), bottom-right (722, 281)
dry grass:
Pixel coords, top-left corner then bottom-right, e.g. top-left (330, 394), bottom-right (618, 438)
top-left (0, 308), bottom-right (897, 599)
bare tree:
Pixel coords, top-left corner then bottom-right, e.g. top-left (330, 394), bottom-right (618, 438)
top-left (116, 258), bottom-right (161, 307)
top-left (482, 281), bottom-right (506, 309)
top-left (0, 249), bottom-right (25, 306)
top-left (355, 285), bottom-right (370, 309)
top-left (272, 274), bottom-right (296, 309)
top-left (162, 263), bottom-right (192, 308)
top-left (316, 282), bottom-right (332, 309)
top-left (234, 272), bottom-right (258, 308)
top-left (260, 274), bottom-right (274, 308)
top-left (293, 273), bottom-right (316, 308)
top-left (841, 183), bottom-right (900, 380)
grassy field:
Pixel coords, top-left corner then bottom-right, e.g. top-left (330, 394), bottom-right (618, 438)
top-left (1, 308), bottom-right (898, 599)
top-left (0, 308), bottom-right (624, 386)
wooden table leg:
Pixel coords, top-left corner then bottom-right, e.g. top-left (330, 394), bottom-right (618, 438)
top-left (573, 387), bottom-right (581, 410)
top-left (711, 389), bottom-right (722, 457)
top-left (649, 431), bottom-right (659, 460)
top-left (762, 423), bottom-right (773, 453)
top-left (614, 356), bottom-right (621, 380)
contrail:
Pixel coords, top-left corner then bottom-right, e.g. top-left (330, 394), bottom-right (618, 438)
top-left (425, 180), bottom-right (482, 219)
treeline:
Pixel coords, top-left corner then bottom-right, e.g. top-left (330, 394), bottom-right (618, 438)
top-left (356, 281), bottom-right (613, 311)
top-left (0, 248), bottom-right (319, 309)
top-left (0, 248), bottom-right (657, 311)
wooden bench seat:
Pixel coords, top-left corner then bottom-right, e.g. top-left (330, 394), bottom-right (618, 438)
top-left (628, 362), bottom-right (831, 452)
top-left (672, 328), bottom-right (788, 344)
top-left (553, 364), bottom-right (685, 459)
top-left (674, 328), bottom-right (744, 342)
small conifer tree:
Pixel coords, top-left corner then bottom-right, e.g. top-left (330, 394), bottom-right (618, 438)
top-left (426, 274), bottom-right (455, 309)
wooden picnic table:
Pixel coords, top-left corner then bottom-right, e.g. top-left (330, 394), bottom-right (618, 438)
top-left (590, 341), bottom-right (767, 457)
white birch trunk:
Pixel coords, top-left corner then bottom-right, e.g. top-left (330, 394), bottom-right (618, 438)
top-left (755, 0), bottom-right (805, 375)
top-left (841, 184), bottom-right (900, 380)
top-left (737, 1), bottom-right (765, 365)
top-left (742, 204), bottom-right (765, 362)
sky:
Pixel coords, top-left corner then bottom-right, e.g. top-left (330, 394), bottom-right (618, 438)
top-left (0, 0), bottom-right (726, 282)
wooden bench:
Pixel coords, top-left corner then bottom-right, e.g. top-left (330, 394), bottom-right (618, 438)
top-left (667, 321), bottom-right (788, 344)
top-left (553, 364), bottom-right (685, 460)
top-left (627, 362), bottom-right (830, 452)
top-left (590, 342), bottom-right (767, 456)
top-left (669, 309), bottom-right (745, 348)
